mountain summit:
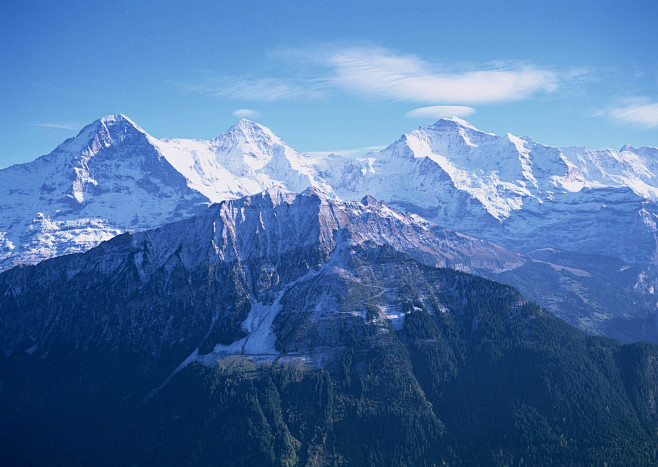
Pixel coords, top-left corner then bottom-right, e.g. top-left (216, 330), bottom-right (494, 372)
top-left (212, 118), bottom-right (285, 170)
top-left (60, 114), bottom-right (146, 151)
top-left (0, 116), bottom-right (327, 272)
top-left (318, 117), bottom-right (658, 263)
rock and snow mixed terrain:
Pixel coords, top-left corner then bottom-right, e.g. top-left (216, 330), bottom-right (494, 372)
top-left (317, 117), bottom-right (658, 264)
top-left (0, 115), bottom-right (336, 272)
top-left (0, 189), bottom-right (524, 365)
top-left (1, 114), bottom-right (657, 341)
top-left (2, 114), bottom-right (657, 271)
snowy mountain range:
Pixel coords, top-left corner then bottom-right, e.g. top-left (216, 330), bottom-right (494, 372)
top-left (1, 114), bottom-right (657, 341)
top-left (2, 114), bottom-right (657, 272)
top-left (319, 117), bottom-right (658, 264)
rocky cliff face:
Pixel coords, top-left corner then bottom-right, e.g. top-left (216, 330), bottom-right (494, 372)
top-left (0, 189), bottom-right (525, 364)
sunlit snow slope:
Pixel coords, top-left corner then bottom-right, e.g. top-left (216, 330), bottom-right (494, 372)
top-left (0, 116), bottom-right (329, 271)
top-left (317, 117), bottom-right (658, 264)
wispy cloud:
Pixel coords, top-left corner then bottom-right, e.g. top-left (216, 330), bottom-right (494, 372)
top-left (181, 76), bottom-right (328, 101)
top-left (405, 105), bottom-right (475, 119)
top-left (180, 44), bottom-right (582, 108)
top-left (306, 145), bottom-right (387, 158)
top-left (597, 98), bottom-right (658, 129)
top-left (233, 108), bottom-right (261, 119)
top-left (31, 122), bottom-right (81, 130)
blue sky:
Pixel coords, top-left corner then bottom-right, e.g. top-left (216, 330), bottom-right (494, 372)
top-left (1, 0), bottom-right (657, 167)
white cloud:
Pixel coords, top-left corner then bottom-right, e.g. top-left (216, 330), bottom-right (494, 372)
top-left (182, 45), bottom-right (575, 106)
top-left (324, 47), bottom-right (560, 104)
top-left (599, 98), bottom-right (658, 129)
top-left (233, 108), bottom-right (261, 119)
top-left (31, 122), bottom-right (80, 130)
top-left (405, 105), bottom-right (475, 119)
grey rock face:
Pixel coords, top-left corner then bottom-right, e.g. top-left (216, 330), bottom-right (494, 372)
top-left (0, 189), bottom-right (522, 367)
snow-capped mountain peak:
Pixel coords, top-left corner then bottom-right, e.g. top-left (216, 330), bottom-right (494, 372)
top-left (147, 119), bottom-right (331, 204)
top-left (55, 113), bottom-right (147, 158)
top-left (99, 113), bottom-right (143, 129)
top-left (221, 118), bottom-right (281, 146)
top-left (312, 117), bottom-right (658, 263)
top-left (387, 117), bottom-right (502, 162)
top-left (0, 114), bottom-right (208, 271)
top-left (209, 118), bottom-right (288, 171)
top-left (225, 118), bottom-right (278, 138)
top-left (432, 116), bottom-right (487, 132)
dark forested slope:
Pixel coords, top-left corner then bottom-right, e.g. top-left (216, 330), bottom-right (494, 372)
top-left (1, 192), bottom-right (657, 465)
